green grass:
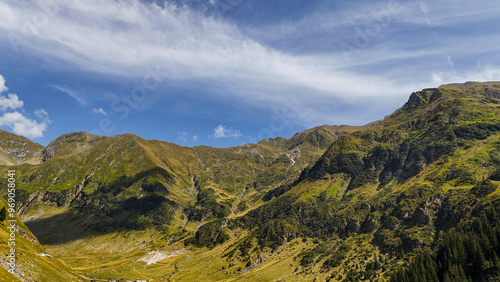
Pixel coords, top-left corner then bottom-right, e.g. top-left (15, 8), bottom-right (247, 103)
top-left (0, 197), bottom-right (86, 281)
top-left (1, 81), bottom-right (500, 280)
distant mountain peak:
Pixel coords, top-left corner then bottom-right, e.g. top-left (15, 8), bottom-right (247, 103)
top-left (0, 129), bottom-right (44, 165)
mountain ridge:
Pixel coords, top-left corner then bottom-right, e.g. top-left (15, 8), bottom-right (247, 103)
top-left (1, 81), bottom-right (500, 281)
top-left (0, 130), bottom-right (44, 166)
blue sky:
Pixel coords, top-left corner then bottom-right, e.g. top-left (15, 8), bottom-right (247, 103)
top-left (0, 0), bottom-right (499, 147)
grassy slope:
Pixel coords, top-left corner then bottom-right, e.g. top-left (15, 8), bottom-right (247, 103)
top-left (61, 81), bottom-right (500, 281)
top-left (0, 121), bottom-right (347, 280)
top-left (1, 81), bottom-right (499, 281)
top-left (0, 130), bottom-right (44, 166)
top-left (229, 82), bottom-right (500, 280)
top-left (0, 196), bottom-right (86, 281)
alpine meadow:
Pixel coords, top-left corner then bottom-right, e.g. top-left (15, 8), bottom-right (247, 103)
top-left (2, 82), bottom-right (500, 281)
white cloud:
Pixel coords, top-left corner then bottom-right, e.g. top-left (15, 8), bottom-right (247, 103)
top-left (0, 1), bottom-right (414, 109)
top-left (91, 107), bottom-right (108, 116)
top-left (0, 111), bottom-right (48, 138)
top-left (34, 109), bottom-right (50, 119)
top-left (0, 75), bottom-right (8, 93)
top-left (0, 75), bottom-right (24, 111)
top-left (447, 55), bottom-right (454, 69)
top-left (431, 67), bottom-right (500, 85)
top-left (178, 131), bottom-right (199, 143)
top-left (0, 1), bottom-right (499, 127)
top-left (0, 75), bottom-right (50, 138)
top-left (177, 131), bottom-right (187, 142)
top-left (212, 124), bottom-right (241, 139)
top-left (0, 93), bottom-right (24, 111)
top-left (395, 1), bottom-right (500, 27)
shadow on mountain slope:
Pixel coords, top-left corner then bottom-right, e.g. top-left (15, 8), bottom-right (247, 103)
top-left (23, 167), bottom-right (178, 245)
top-left (24, 211), bottom-right (98, 245)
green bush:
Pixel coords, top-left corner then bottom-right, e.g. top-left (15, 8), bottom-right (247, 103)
top-left (470, 180), bottom-right (497, 196)
top-left (188, 219), bottom-right (229, 248)
top-left (188, 188), bottom-right (231, 221)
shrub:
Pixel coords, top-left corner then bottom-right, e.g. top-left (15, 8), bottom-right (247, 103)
top-left (187, 219), bottom-right (229, 248)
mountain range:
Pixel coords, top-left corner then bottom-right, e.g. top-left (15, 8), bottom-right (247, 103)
top-left (1, 81), bottom-right (500, 281)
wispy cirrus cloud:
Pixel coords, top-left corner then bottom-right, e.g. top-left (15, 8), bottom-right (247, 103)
top-left (178, 131), bottom-right (188, 142)
top-left (431, 67), bottom-right (500, 85)
top-left (49, 85), bottom-right (88, 105)
top-left (0, 0), bottom-right (499, 129)
top-left (0, 0), bottom-right (414, 126)
top-left (178, 131), bottom-right (199, 143)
